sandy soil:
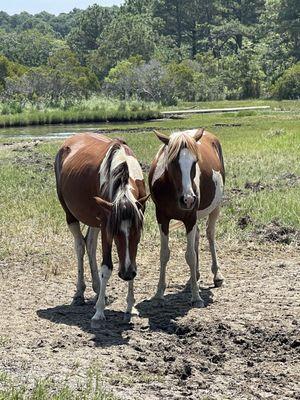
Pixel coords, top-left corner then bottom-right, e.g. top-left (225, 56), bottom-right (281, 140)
top-left (1, 232), bottom-right (299, 399)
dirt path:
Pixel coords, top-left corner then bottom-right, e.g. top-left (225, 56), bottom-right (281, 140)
top-left (0, 236), bottom-right (299, 399)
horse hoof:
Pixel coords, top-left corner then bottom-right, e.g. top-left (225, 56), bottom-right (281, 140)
top-left (191, 299), bottom-right (205, 308)
top-left (91, 319), bottom-right (104, 329)
top-left (214, 278), bottom-right (224, 288)
top-left (123, 313), bottom-right (132, 323)
top-left (71, 296), bottom-right (85, 306)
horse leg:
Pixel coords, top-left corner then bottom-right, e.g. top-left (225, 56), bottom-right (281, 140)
top-left (183, 225), bottom-right (200, 291)
top-left (152, 221), bottom-right (170, 302)
top-left (68, 222), bottom-right (86, 305)
top-left (92, 228), bottom-right (112, 323)
top-left (185, 224), bottom-right (204, 307)
top-left (206, 206), bottom-right (224, 287)
top-left (85, 226), bottom-right (100, 300)
top-left (123, 280), bottom-right (136, 322)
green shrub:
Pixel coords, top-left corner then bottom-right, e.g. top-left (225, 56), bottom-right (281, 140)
top-left (272, 63), bottom-right (300, 99)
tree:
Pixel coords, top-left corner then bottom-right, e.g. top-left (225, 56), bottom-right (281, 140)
top-left (278, 0), bottom-right (300, 60)
top-left (272, 62), bottom-right (300, 98)
top-left (67, 5), bottom-right (116, 62)
top-left (89, 13), bottom-right (157, 78)
top-left (0, 29), bottom-right (63, 67)
top-left (104, 56), bottom-right (144, 99)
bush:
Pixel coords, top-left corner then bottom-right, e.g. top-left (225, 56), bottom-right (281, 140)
top-left (272, 63), bottom-right (300, 99)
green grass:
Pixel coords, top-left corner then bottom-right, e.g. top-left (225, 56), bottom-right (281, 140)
top-left (0, 369), bottom-right (117, 400)
top-left (0, 108), bottom-right (161, 128)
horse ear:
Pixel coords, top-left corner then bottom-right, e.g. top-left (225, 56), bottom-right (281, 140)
top-left (194, 128), bottom-right (204, 142)
top-left (154, 130), bottom-right (170, 145)
top-left (94, 196), bottom-right (113, 214)
top-left (136, 194), bottom-right (151, 209)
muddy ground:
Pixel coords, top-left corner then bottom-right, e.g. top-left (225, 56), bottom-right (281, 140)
top-left (1, 235), bottom-right (299, 399)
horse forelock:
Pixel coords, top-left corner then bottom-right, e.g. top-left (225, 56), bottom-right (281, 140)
top-left (167, 131), bottom-right (199, 163)
top-left (108, 187), bottom-right (143, 236)
top-left (100, 144), bottom-right (143, 236)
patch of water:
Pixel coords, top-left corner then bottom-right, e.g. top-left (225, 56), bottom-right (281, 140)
top-left (0, 124), bottom-right (103, 140)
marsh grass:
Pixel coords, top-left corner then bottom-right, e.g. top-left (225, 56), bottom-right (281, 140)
top-left (0, 108), bottom-right (161, 128)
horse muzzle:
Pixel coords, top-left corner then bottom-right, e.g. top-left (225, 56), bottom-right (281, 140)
top-left (179, 193), bottom-right (197, 210)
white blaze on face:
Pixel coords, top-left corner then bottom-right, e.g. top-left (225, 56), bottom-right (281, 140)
top-left (178, 148), bottom-right (197, 195)
top-left (120, 220), bottom-right (131, 270)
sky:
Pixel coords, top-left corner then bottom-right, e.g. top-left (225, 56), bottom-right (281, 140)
top-left (0, 1), bottom-right (124, 15)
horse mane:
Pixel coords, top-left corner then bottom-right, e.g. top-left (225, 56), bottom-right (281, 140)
top-left (100, 143), bottom-right (143, 236)
top-left (167, 131), bottom-right (200, 163)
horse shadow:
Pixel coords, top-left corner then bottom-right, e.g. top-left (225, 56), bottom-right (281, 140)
top-left (136, 285), bottom-right (214, 334)
top-left (37, 286), bottom-right (214, 347)
top-left (37, 300), bottom-right (134, 348)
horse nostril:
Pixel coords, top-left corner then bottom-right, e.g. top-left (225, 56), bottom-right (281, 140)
top-left (131, 270), bottom-right (137, 279)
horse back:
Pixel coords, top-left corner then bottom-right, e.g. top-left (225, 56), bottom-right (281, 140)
top-left (55, 133), bottom-right (113, 227)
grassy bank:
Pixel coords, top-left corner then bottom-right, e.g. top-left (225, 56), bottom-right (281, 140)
top-left (0, 108), bottom-right (161, 128)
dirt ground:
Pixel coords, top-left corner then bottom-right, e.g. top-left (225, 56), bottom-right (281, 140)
top-left (1, 232), bottom-right (299, 399)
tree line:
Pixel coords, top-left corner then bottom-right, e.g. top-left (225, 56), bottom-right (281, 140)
top-left (0, 0), bottom-right (299, 110)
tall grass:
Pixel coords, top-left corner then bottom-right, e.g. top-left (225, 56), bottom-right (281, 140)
top-left (0, 108), bottom-right (161, 128)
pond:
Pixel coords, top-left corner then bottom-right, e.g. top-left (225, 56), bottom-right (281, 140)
top-left (0, 119), bottom-right (160, 140)
top-left (0, 123), bottom-right (116, 140)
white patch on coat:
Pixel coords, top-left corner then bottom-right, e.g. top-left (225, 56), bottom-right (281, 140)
top-left (99, 146), bottom-right (143, 198)
top-left (120, 220), bottom-right (131, 270)
top-left (111, 147), bottom-right (143, 180)
top-left (178, 148), bottom-right (197, 194)
top-left (197, 170), bottom-right (224, 219)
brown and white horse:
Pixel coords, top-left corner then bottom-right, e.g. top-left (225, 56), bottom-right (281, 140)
top-left (55, 132), bottom-right (148, 322)
top-left (149, 129), bottom-right (225, 307)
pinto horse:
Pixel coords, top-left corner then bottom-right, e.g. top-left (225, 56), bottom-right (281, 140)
top-left (149, 129), bottom-right (225, 307)
top-left (55, 133), bottom-right (148, 322)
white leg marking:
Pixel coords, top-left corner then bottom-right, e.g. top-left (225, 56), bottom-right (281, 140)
top-left (206, 207), bottom-right (224, 286)
top-left (153, 225), bottom-right (170, 300)
top-left (92, 265), bottom-right (112, 321)
top-left (68, 222), bottom-right (86, 304)
top-left (125, 280), bottom-right (135, 314)
top-left (186, 225), bottom-right (204, 306)
top-left (86, 227), bottom-right (100, 295)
